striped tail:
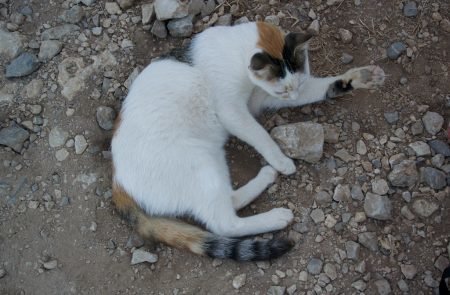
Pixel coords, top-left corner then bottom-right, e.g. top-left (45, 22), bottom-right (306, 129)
top-left (112, 183), bottom-right (293, 261)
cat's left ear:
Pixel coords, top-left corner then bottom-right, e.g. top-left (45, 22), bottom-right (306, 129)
top-left (283, 32), bottom-right (312, 71)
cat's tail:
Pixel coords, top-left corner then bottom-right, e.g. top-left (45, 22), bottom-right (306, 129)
top-left (112, 183), bottom-right (293, 261)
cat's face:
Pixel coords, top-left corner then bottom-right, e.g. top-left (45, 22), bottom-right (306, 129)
top-left (248, 30), bottom-right (312, 101)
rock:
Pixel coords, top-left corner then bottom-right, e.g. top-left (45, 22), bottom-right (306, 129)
top-left (323, 124), bottom-right (340, 143)
top-left (126, 233), bottom-right (145, 248)
top-left (271, 122), bottom-right (323, 163)
top-left (334, 148), bottom-right (355, 162)
top-left (428, 140), bottom-right (450, 157)
top-left (314, 191), bottom-right (332, 204)
top-left (412, 198), bottom-right (439, 217)
top-left (333, 184), bottom-right (350, 202)
top-left (96, 106), bottom-right (116, 130)
top-left (371, 179), bottom-right (389, 195)
top-left (401, 206), bottom-right (415, 220)
top-left (142, 3), bottom-right (155, 25)
top-left (74, 135), bottom-right (88, 154)
top-left (150, 19), bottom-right (168, 38)
top-left (431, 154), bottom-right (445, 168)
top-left (264, 15), bottom-right (279, 26)
top-left (324, 263), bottom-right (337, 280)
top-left (155, 0), bottom-right (190, 21)
top-left (124, 67), bottom-right (141, 89)
top-left (352, 280), bottom-right (367, 291)
top-left (0, 268), bottom-right (6, 278)
top-left (422, 111), bottom-right (444, 135)
top-left (358, 232), bottom-right (378, 252)
top-left (307, 19), bottom-right (320, 35)
top-left (410, 120), bottom-right (423, 135)
top-left (374, 279), bottom-right (392, 295)
top-left (55, 148), bottom-right (69, 161)
top-left (388, 160), bottom-right (418, 187)
top-left (398, 280), bottom-right (409, 292)
top-left (41, 24), bottom-right (80, 40)
top-left (121, 39), bottom-right (134, 49)
top-left (49, 127), bottom-right (69, 148)
top-left (408, 141), bottom-right (431, 156)
top-left (0, 29), bottom-right (23, 60)
top-left (267, 286), bottom-right (286, 295)
top-left (307, 258), bottom-right (323, 275)
top-left (43, 260), bottom-right (58, 270)
top-left (0, 125), bottom-right (29, 152)
top-left (403, 1), bottom-right (418, 17)
top-left (364, 192), bottom-right (392, 220)
top-left (435, 256), bottom-right (450, 272)
top-left (351, 184), bottom-right (364, 201)
top-left (80, 0), bottom-right (96, 6)
top-left (234, 16), bottom-right (249, 25)
top-left (105, 2), bottom-right (122, 15)
top-left (5, 53), bottom-right (40, 78)
top-left (286, 284), bottom-right (296, 295)
top-left (384, 111), bottom-right (399, 124)
top-left (298, 271), bottom-right (308, 282)
top-left (356, 140), bottom-right (367, 155)
top-left (167, 15), bottom-right (193, 37)
top-left (117, 0), bottom-right (134, 9)
top-left (338, 28), bottom-right (352, 43)
top-left (421, 167), bottom-right (446, 190)
top-left (189, 0), bottom-right (204, 15)
top-left (232, 274), bottom-right (246, 289)
top-left (340, 52), bottom-right (353, 64)
top-left (38, 40), bottom-right (62, 61)
top-left (131, 249), bottom-right (158, 265)
top-left (401, 264), bottom-right (417, 279)
top-left (92, 27), bottom-right (102, 35)
top-left (387, 42), bottom-right (406, 60)
top-left (216, 14), bottom-right (232, 26)
top-left (441, 19), bottom-right (450, 33)
top-left (345, 241), bottom-right (360, 260)
top-left (310, 208), bottom-right (325, 224)
top-left (61, 5), bottom-right (84, 23)
top-left (324, 215), bottom-right (337, 228)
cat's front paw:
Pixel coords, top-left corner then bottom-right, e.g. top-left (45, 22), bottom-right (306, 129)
top-left (267, 208), bottom-right (294, 229)
top-left (271, 156), bottom-right (296, 175)
top-left (344, 65), bottom-right (385, 90)
top-left (259, 165), bottom-right (279, 184)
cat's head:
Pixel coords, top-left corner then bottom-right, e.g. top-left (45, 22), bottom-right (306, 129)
top-left (248, 22), bottom-right (312, 100)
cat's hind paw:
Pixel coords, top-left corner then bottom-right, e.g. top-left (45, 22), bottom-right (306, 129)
top-left (267, 208), bottom-right (294, 230)
top-left (344, 65), bottom-right (385, 90)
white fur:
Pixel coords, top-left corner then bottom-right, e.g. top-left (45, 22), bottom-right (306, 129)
top-left (112, 22), bottom-right (385, 238)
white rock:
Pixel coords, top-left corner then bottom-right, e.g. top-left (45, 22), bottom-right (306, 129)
top-left (356, 139), bottom-right (367, 155)
top-left (55, 148), bottom-right (69, 161)
top-left (49, 126), bottom-right (69, 148)
top-left (131, 249), bottom-right (158, 265)
top-left (74, 135), bottom-right (88, 154)
top-left (105, 2), bottom-right (122, 15)
top-left (142, 3), bottom-right (155, 25)
top-left (0, 29), bottom-right (24, 60)
top-left (154, 0), bottom-right (190, 21)
top-left (232, 274), bottom-right (246, 289)
top-left (408, 141), bottom-right (431, 156)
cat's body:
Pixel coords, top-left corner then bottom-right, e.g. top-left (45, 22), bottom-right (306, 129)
top-left (112, 22), bottom-right (385, 261)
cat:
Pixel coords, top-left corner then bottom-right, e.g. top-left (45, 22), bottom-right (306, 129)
top-left (111, 22), bottom-right (385, 261)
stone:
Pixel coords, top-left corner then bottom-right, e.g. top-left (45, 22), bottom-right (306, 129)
top-left (310, 209), bottom-right (325, 224)
top-left (324, 215), bottom-right (337, 228)
top-left (412, 198), bottom-right (439, 217)
top-left (142, 3), bottom-right (155, 25)
top-left (124, 67), bottom-right (141, 89)
top-left (234, 16), bottom-right (249, 25)
top-left (298, 271), bottom-right (308, 282)
top-left (401, 206), bottom-right (415, 220)
top-left (38, 40), bottom-right (62, 61)
top-left (384, 111), bottom-right (399, 124)
top-left (358, 232), bottom-right (378, 252)
top-left (49, 126), bottom-right (69, 148)
top-left (0, 125), bottom-right (29, 152)
top-left (441, 19), bottom-right (450, 33)
top-left (131, 249), bottom-right (158, 265)
top-left (398, 280), bottom-right (409, 292)
top-left (340, 52), bottom-right (353, 64)
top-left (387, 42), bottom-right (406, 60)
top-left (0, 29), bottom-right (23, 60)
top-left (92, 27), bottom-right (102, 35)
top-left (286, 284), bottom-right (296, 295)
top-left (267, 286), bottom-right (286, 295)
top-left (410, 121), bottom-right (423, 135)
top-left (323, 124), bottom-right (340, 143)
top-left (428, 140), bottom-right (450, 157)
top-left (96, 106), bottom-right (116, 130)
top-left (201, 0), bottom-right (215, 17)
top-left (388, 160), bottom-right (418, 187)
top-left (371, 179), bottom-right (389, 195)
top-left (314, 191), bottom-right (332, 204)
top-left (421, 167), bottom-right (447, 190)
top-left (188, 0), bottom-right (204, 15)
top-left (374, 279), bottom-right (392, 295)
top-left (424, 273), bottom-right (439, 288)
top-left (351, 184), bottom-right (364, 201)
top-left (334, 148), bottom-right (355, 162)
top-left (126, 233), bottom-right (145, 248)
top-left (409, 141), bottom-right (431, 156)
top-left (352, 280), bottom-right (367, 291)
top-left (338, 28), bottom-right (352, 43)
top-left (324, 263), bottom-right (337, 280)
top-left (117, 0), bottom-right (134, 9)
top-left (74, 135), bottom-right (88, 154)
top-left (422, 111), bottom-right (444, 135)
top-left (41, 24), bottom-right (80, 40)
top-left (401, 264), bottom-right (417, 279)
top-left (403, 1), bottom-right (418, 17)
top-left (356, 140), bottom-right (367, 155)
top-left (216, 14), bottom-right (232, 26)
top-left (264, 15), bottom-right (279, 26)
top-left (435, 256), bottom-right (450, 272)
top-left (80, 0), bottom-right (96, 6)
top-left (43, 260), bottom-right (58, 270)
top-left (307, 20), bottom-right (320, 35)
top-left (307, 258), bottom-right (323, 275)
top-left (155, 0), bottom-right (190, 21)
top-left (167, 15), bottom-right (193, 37)
top-left (333, 184), bottom-right (350, 202)
top-left (345, 241), bottom-right (360, 260)
top-left (105, 2), bottom-right (122, 15)
top-left (271, 122), bottom-right (323, 163)
top-left (61, 5), bottom-right (84, 23)
top-left (6, 53), bottom-right (40, 78)
top-left (0, 268), bottom-right (6, 278)
top-left (364, 192), bottom-right (392, 220)
top-left (55, 148), bottom-right (69, 161)
top-left (232, 274), bottom-right (246, 289)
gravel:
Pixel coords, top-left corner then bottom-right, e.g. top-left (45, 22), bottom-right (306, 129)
top-left (131, 249), bottom-right (158, 265)
top-left (422, 111), bottom-right (444, 135)
top-left (0, 29), bottom-right (23, 60)
top-left (412, 198), bottom-right (439, 217)
top-left (49, 126), bottom-right (69, 148)
top-left (401, 264), bottom-right (418, 279)
top-left (5, 52), bottom-right (40, 78)
top-left (428, 140), bottom-right (450, 156)
top-left (371, 179), bottom-right (389, 195)
top-left (340, 52), bottom-right (353, 64)
top-left (364, 192), bottom-right (392, 220)
top-left (421, 167), bottom-right (447, 190)
top-left (307, 258), bottom-right (323, 275)
top-left (374, 279), bottom-right (392, 295)
top-left (154, 0), bottom-right (190, 21)
top-left (387, 42), bottom-right (406, 60)
top-left (0, 125), bottom-right (29, 152)
top-left (403, 1), bottom-right (418, 17)
top-left (345, 240), bottom-right (360, 260)
top-left (358, 232), bottom-right (379, 252)
top-left (388, 160), bottom-right (418, 187)
top-left (232, 274), bottom-right (246, 289)
top-left (408, 141), bottom-right (431, 156)
top-left (38, 40), bottom-right (62, 61)
top-left (96, 106), bottom-right (116, 130)
top-left (384, 111), bottom-right (399, 124)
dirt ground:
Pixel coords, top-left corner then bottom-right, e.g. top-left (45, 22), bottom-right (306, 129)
top-left (0, 0), bottom-right (449, 294)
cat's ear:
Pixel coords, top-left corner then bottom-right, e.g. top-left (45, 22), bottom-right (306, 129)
top-left (284, 32), bottom-right (312, 72)
top-left (249, 52), bottom-right (284, 81)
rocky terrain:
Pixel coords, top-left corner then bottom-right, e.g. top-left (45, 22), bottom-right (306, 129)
top-left (0, 0), bottom-right (449, 294)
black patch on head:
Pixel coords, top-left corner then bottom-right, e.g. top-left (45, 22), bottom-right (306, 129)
top-left (326, 79), bottom-right (354, 99)
top-left (160, 42), bottom-right (192, 65)
top-left (250, 52), bottom-right (286, 80)
top-left (282, 32), bottom-right (312, 73)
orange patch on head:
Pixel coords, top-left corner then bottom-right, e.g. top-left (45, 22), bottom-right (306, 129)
top-left (256, 22), bottom-right (285, 60)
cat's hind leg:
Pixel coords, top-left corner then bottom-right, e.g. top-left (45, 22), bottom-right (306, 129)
top-left (232, 166), bottom-right (278, 210)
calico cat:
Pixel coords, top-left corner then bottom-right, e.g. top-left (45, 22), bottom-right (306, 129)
top-left (111, 22), bottom-right (385, 261)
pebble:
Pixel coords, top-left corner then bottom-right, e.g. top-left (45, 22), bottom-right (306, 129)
top-left (0, 124), bottom-right (29, 152)
top-left (428, 140), bottom-right (450, 156)
top-left (358, 232), bottom-right (378, 251)
top-left (324, 263), bottom-right (337, 280)
top-left (387, 42), bottom-right (406, 60)
top-left (92, 27), bottom-right (102, 35)
top-left (384, 111), bottom-right (399, 124)
top-left (374, 279), bottom-right (392, 295)
top-left (352, 280), bottom-right (367, 291)
top-left (314, 191), bottom-right (332, 204)
top-left (96, 106), bottom-right (116, 130)
top-left (61, 5), bottom-right (84, 23)
top-left (310, 208), bottom-right (325, 224)
top-left (441, 19), bottom-right (450, 33)
top-left (5, 52), bottom-right (40, 78)
top-left (421, 167), bottom-right (447, 190)
top-left (401, 205), bottom-right (415, 220)
top-left (286, 284), bottom-right (297, 295)
top-left (298, 271), bottom-right (308, 282)
top-left (388, 160), bottom-right (418, 187)
top-left (410, 121), bottom-right (423, 135)
top-left (167, 15), bottom-right (193, 37)
top-left (49, 126), bottom-right (69, 148)
top-left (307, 19), bottom-right (320, 35)
top-left (271, 122), bottom-right (324, 163)
top-left (55, 148), bottom-right (69, 161)
top-left (154, 0), bottom-right (189, 21)
top-left (422, 111), bottom-right (444, 135)
top-left (424, 273), bottom-right (439, 288)
top-left (345, 241), bottom-right (360, 260)
top-left (307, 258), bottom-right (323, 275)
top-left (340, 53), bottom-right (353, 64)
top-left (356, 140), bottom-right (367, 155)
top-left (371, 179), bottom-right (389, 195)
top-left (333, 184), bottom-right (350, 202)
top-left (0, 268), bottom-right (6, 278)
top-left (403, 1), bottom-right (418, 17)
top-left (364, 192), bottom-right (392, 220)
top-left (38, 40), bottom-right (62, 61)
top-left (0, 29), bottom-right (24, 60)
top-left (142, 3), bottom-right (155, 25)
top-left (216, 14), bottom-right (232, 26)
top-left (401, 264), bottom-right (417, 279)
top-left (131, 249), bottom-right (158, 265)
top-left (324, 215), bottom-right (337, 228)
top-left (117, 0), bottom-right (134, 10)
top-left (43, 260), bottom-right (58, 270)
top-left (323, 124), bottom-right (340, 143)
top-left (74, 135), bottom-right (88, 154)
top-left (41, 24), bottom-right (80, 40)
top-left (334, 148), bottom-right (355, 162)
top-left (412, 198), bottom-right (439, 217)
top-left (338, 28), bottom-right (352, 43)
top-left (80, 0), bottom-right (96, 6)
top-left (264, 15), bottom-right (279, 26)
top-left (397, 279), bottom-right (409, 292)
top-left (434, 256), bottom-right (449, 272)
top-left (232, 274), bottom-right (246, 289)
top-left (267, 286), bottom-right (286, 295)
top-left (105, 2), bottom-right (122, 15)
top-left (351, 184), bottom-right (364, 201)
top-left (408, 141), bottom-right (431, 156)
